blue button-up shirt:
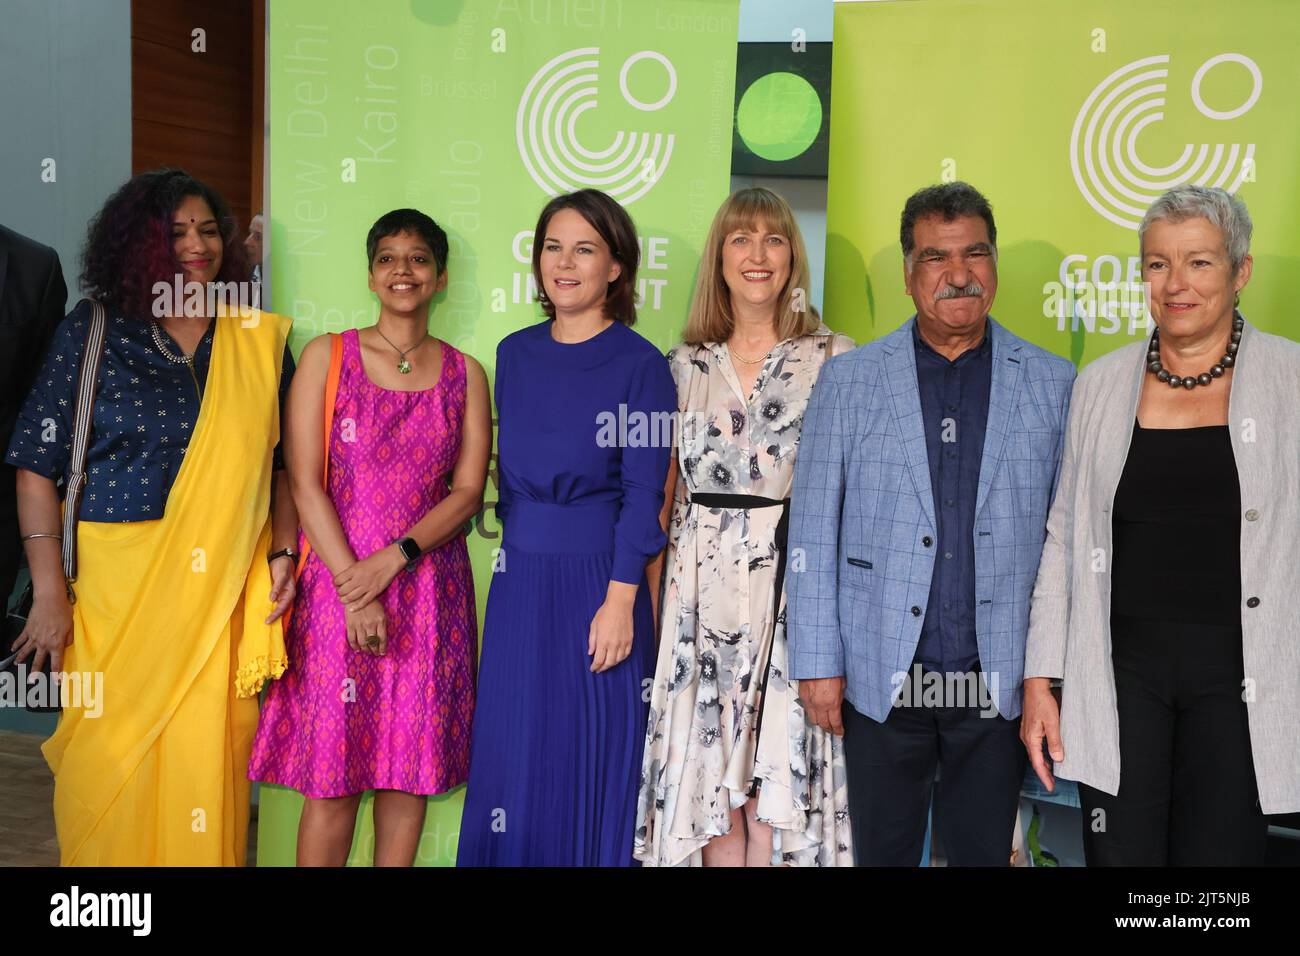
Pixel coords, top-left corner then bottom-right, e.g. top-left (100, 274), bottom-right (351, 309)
top-left (911, 319), bottom-right (992, 674)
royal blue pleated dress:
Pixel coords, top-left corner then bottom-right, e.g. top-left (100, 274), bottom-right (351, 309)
top-left (456, 318), bottom-right (675, 866)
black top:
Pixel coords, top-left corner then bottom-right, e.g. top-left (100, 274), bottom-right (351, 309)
top-left (0, 224), bottom-right (68, 597)
top-left (1111, 420), bottom-right (1241, 625)
top-left (0, 224), bottom-right (67, 445)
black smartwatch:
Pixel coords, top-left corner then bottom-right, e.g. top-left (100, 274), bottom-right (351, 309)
top-left (396, 536), bottom-right (421, 572)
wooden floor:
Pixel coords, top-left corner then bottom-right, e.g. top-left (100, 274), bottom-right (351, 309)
top-left (0, 729), bottom-right (258, 866)
top-left (0, 730), bottom-right (58, 865)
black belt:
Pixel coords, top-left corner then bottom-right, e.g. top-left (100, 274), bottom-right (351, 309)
top-left (688, 492), bottom-right (790, 797)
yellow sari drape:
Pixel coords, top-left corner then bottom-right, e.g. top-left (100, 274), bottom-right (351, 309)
top-left (43, 310), bottom-right (291, 866)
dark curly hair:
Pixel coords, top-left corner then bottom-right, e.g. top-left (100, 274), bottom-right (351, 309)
top-left (899, 181), bottom-right (997, 263)
top-left (81, 168), bottom-right (248, 317)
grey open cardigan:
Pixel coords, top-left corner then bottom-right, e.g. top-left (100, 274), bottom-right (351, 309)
top-left (1025, 319), bottom-right (1300, 814)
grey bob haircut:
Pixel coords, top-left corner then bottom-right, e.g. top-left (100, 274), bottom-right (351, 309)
top-left (1139, 185), bottom-right (1252, 273)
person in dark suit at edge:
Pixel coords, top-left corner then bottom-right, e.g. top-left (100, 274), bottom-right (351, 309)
top-left (0, 223), bottom-right (68, 605)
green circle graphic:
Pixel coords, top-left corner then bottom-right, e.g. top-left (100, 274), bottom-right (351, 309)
top-left (736, 71), bottom-right (822, 163)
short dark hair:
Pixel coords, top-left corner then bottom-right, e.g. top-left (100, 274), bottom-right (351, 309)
top-left (366, 208), bottom-right (449, 274)
top-left (81, 168), bottom-right (247, 318)
top-left (531, 189), bottom-right (639, 325)
top-left (899, 182), bottom-right (997, 262)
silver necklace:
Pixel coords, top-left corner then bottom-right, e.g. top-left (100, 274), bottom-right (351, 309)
top-left (150, 321), bottom-right (196, 367)
top-left (375, 326), bottom-right (427, 374)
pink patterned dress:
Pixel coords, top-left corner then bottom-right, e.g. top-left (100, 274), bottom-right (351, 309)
top-left (249, 329), bottom-right (477, 798)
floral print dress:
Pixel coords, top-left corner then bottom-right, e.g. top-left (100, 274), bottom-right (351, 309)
top-left (634, 323), bottom-right (855, 866)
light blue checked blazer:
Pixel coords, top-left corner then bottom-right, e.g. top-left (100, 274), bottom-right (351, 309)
top-left (786, 317), bottom-right (1076, 721)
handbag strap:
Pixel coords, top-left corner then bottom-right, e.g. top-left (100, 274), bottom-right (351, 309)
top-left (61, 300), bottom-right (108, 587)
top-left (321, 331), bottom-right (344, 486)
top-left (294, 332), bottom-right (343, 575)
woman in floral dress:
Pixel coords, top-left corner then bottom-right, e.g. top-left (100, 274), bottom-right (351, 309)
top-left (635, 188), bottom-right (854, 866)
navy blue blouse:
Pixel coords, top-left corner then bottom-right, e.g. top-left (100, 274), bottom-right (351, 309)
top-left (5, 299), bottom-right (293, 522)
top-left (494, 320), bottom-right (675, 584)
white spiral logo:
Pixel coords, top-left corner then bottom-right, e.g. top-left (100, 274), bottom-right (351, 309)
top-left (515, 47), bottom-right (676, 206)
top-left (1070, 53), bottom-right (1261, 230)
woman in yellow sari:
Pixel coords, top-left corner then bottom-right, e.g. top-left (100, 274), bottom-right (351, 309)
top-left (5, 169), bottom-right (298, 865)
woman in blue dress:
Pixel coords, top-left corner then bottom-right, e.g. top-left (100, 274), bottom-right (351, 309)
top-left (456, 189), bottom-right (675, 866)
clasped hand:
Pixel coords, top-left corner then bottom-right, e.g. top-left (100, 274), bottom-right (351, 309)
top-left (335, 546), bottom-right (404, 611)
top-left (334, 546), bottom-right (404, 656)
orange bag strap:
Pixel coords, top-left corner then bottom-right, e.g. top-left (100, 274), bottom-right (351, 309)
top-left (320, 331), bottom-right (344, 484)
top-left (294, 332), bottom-right (343, 576)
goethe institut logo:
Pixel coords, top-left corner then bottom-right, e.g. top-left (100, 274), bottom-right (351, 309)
top-left (516, 47), bottom-right (677, 206)
top-left (1071, 53), bottom-right (1262, 230)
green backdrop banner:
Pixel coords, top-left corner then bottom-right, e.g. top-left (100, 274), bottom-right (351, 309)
top-left (825, 0), bottom-right (1300, 363)
top-left (260, 0), bottom-right (739, 866)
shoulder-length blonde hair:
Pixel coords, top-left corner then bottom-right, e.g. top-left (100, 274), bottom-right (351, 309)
top-left (682, 187), bottom-right (818, 345)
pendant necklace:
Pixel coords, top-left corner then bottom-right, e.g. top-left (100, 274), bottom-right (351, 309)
top-left (375, 326), bottom-right (427, 374)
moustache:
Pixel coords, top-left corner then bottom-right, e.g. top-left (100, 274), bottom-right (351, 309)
top-left (934, 283), bottom-right (984, 302)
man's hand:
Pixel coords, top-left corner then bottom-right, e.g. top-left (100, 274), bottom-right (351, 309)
top-left (799, 676), bottom-right (846, 736)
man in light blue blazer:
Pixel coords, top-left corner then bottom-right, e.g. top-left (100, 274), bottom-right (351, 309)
top-left (787, 183), bottom-right (1075, 865)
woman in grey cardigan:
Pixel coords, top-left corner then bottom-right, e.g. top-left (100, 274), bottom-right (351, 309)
top-left (1021, 185), bottom-right (1300, 866)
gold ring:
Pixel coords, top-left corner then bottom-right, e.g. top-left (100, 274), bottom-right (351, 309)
top-left (365, 635), bottom-right (380, 648)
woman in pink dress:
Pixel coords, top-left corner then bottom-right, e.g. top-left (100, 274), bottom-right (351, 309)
top-left (249, 209), bottom-right (491, 866)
